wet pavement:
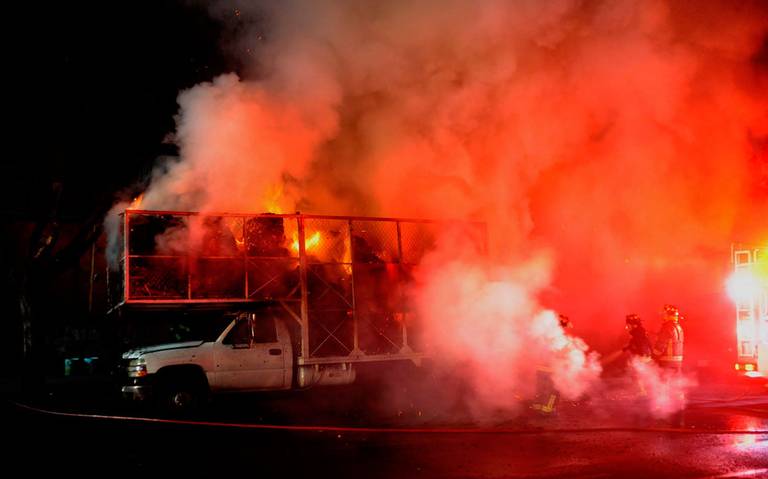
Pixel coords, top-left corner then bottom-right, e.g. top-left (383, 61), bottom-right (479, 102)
top-left (3, 371), bottom-right (767, 478)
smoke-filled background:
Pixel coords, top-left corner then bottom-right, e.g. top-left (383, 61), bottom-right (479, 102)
top-left (107, 0), bottom-right (768, 414)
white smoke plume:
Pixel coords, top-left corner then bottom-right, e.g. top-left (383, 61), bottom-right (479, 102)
top-left (411, 237), bottom-right (601, 413)
top-left (106, 0), bottom-right (768, 415)
top-left (630, 357), bottom-right (697, 418)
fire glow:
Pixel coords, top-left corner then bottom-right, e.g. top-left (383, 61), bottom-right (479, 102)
top-left (106, 1), bottom-right (768, 417)
top-left (292, 231), bottom-right (321, 253)
top-left (727, 269), bottom-right (764, 304)
top-left (128, 194), bottom-right (143, 210)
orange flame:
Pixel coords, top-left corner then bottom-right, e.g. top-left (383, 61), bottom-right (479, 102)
top-left (263, 184), bottom-right (284, 214)
top-left (128, 194), bottom-right (144, 210)
top-left (292, 231), bottom-right (321, 253)
top-left (264, 201), bottom-right (283, 214)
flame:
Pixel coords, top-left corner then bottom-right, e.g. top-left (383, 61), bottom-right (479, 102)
top-left (263, 184), bottom-right (284, 214)
top-left (128, 194), bottom-right (143, 210)
top-left (292, 231), bottom-right (321, 253)
top-left (264, 202), bottom-right (283, 214)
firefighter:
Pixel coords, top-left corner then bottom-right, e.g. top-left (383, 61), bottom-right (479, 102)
top-left (531, 313), bottom-right (572, 415)
top-left (652, 304), bottom-right (684, 371)
top-left (623, 314), bottom-right (652, 361)
top-left (623, 314), bottom-right (653, 397)
top-left (600, 314), bottom-right (652, 374)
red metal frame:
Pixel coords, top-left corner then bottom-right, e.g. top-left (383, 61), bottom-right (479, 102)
top-left (114, 209), bottom-right (486, 364)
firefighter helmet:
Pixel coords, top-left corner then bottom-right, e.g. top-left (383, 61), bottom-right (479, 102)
top-left (625, 314), bottom-right (642, 326)
top-left (662, 304), bottom-right (679, 321)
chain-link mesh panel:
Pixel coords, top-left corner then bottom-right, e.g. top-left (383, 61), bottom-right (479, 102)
top-left (350, 220), bottom-right (399, 263)
top-left (399, 222), bottom-right (439, 264)
top-left (306, 262), bottom-right (353, 358)
top-left (302, 219), bottom-right (350, 264)
top-left (191, 258), bottom-right (245, 299)
top-left (220, 215), bottom-right (245, 255)
top-left (128, 257), bottom-right (188, 299)
top-left (244, 215), bottom-right (297, 258)
top-left (282, 217), bottom-right (300, 257)
top-left (308, 310), bottom-right (354, 357)
top-left (247, 258), bottom-right (300, 300)
top-left (402, 312), bottom-right (425, 350)
top-left (187, 215), bottom-right (242, 257)
top-left (398, 264), bottom-right (417, 309)
top-left (353, 263), bottom-right (407, 312)
top-left (358, 312), bottom-right (404, 354)
top-left (128, 213), bottom-right (189, 256)
top-left (307, 264), bottom-right (353, 310)
top-left (353, 263), bottom-right (408, 354)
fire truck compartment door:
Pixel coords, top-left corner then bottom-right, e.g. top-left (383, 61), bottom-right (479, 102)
top-left (213, 316), bottom-right (287, 391)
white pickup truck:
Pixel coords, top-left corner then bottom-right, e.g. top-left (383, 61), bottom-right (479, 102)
top-left (122, 309), bottom-right (355, 411)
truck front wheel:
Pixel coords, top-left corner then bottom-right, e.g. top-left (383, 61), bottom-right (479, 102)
top-left (156, 370), bottom-right (208, 416)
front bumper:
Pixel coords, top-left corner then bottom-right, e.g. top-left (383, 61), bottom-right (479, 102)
top-left (122, 376), bottom-right (154, 401)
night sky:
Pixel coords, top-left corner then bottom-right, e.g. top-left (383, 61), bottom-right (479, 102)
top-left (6, 1), bottom-right (231, 221)
top-left (3, 1), bottom-right (236, 371)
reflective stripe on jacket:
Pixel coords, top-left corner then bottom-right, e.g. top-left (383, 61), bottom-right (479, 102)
top-left (654, 321), bottom-right (683, 363)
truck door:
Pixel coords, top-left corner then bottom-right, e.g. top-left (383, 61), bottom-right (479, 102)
top-left (213, 314), bottom-right (287, 391)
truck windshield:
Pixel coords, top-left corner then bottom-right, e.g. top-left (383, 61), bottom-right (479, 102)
top-left (122, 312), bottom-right (234, 349)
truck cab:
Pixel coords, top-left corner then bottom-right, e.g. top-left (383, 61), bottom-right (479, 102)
top-left (212, 312), bottom-right (292, 391)
top-left (121, 306), bottom-right (356, 412)
top-left (122, 308), bottom-right (292, 411)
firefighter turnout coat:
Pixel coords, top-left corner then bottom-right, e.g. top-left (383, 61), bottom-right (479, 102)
top-left (653, 321), bottom-right (684, 369)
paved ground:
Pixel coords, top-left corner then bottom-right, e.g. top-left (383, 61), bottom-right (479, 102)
top-left (3, 370), bottom-right (767, 478)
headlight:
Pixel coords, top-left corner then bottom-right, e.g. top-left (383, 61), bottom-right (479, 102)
top-left (127, 357), bottom-right (148, 377)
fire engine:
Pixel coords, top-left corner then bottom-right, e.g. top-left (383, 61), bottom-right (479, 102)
top-left (728, 244), bottom-right (768, 376)
top-left (109, 209), bottom-right (484, 412)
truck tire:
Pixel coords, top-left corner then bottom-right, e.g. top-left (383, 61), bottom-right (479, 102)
top-left (156, 369), bottom-right (208, 416)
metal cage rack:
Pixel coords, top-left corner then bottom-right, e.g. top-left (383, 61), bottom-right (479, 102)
top-left (109, 210), bottom-right (486, 365)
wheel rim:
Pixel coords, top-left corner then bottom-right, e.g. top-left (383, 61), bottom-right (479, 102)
top-left (170, 390), bottom-right (195, 409)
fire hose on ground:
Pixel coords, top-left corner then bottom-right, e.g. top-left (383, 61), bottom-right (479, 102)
top-left (9, 400), bottom-right (768, 436)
